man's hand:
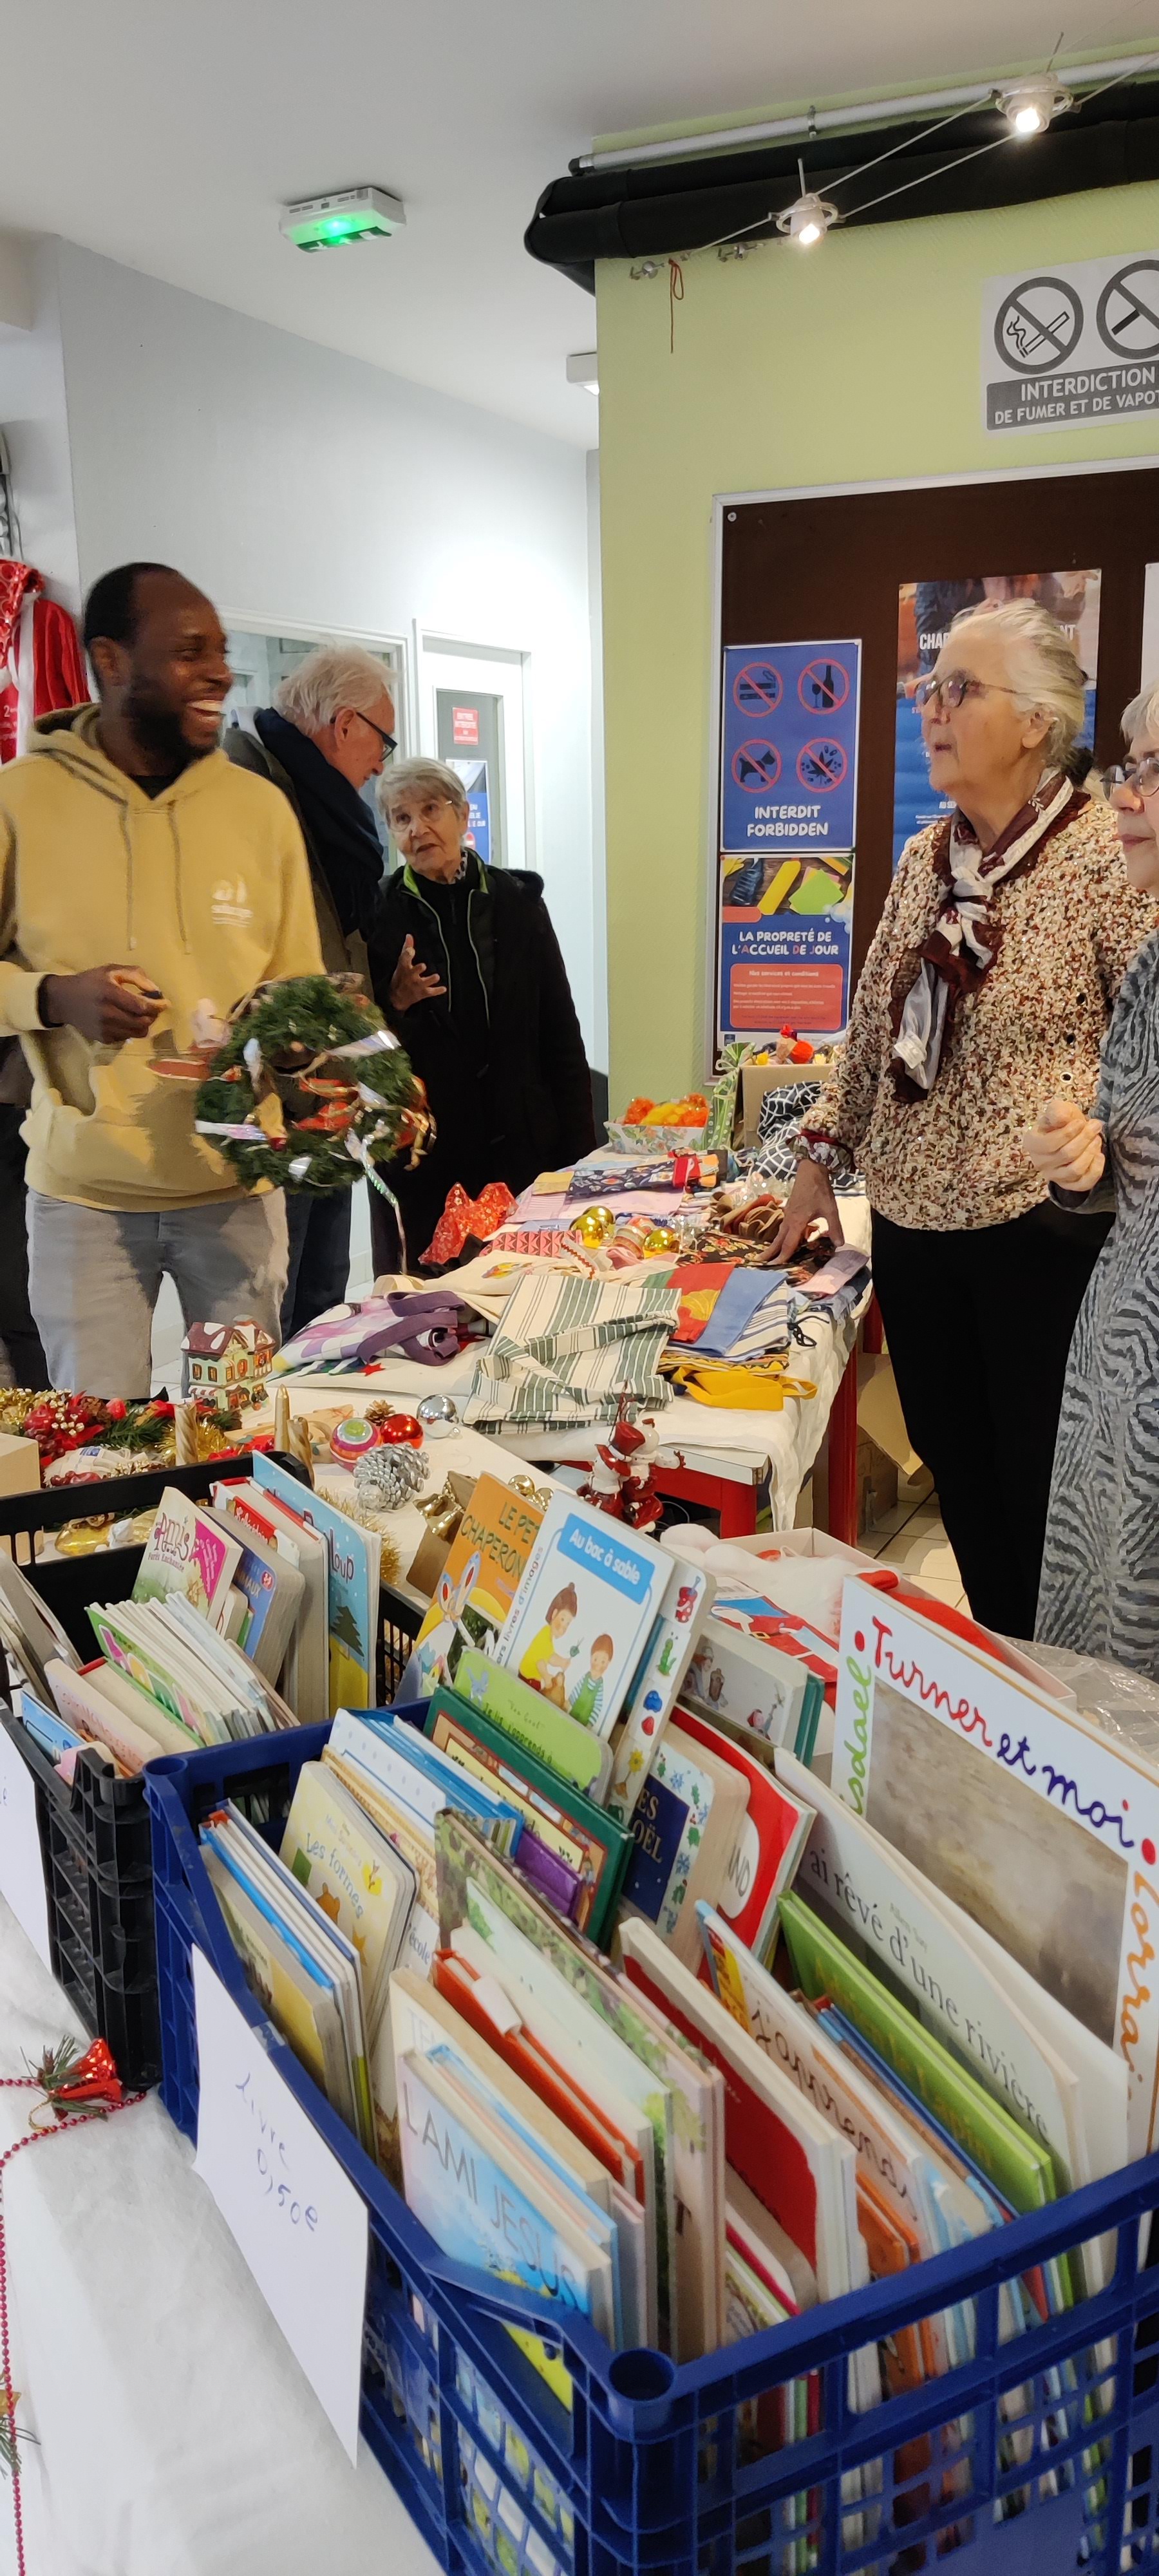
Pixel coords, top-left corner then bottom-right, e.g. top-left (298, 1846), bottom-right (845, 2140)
top-left (764, 1157), bottom-right (845, 1263)
top-left (388, 934), bottom-right (446, 1013)
top-left (40, 967), bottom-right (164, 1045)
top-left (1022, 1095), bottom-right (1106, 1194)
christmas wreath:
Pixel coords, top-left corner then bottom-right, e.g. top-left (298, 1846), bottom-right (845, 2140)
top-left (194, 975), bottom-right (432, 1197)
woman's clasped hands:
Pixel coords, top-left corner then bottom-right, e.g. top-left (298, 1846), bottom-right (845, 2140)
top-left (1022, 1095), bottom-right (1106, 1194)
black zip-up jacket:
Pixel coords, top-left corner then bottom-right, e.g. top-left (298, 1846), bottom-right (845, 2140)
top-left (368, 855), bottom-right (595, 1262)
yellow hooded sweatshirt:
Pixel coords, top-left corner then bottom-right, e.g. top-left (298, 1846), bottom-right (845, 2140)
top-left (0, 705), bottom-right (324, 1211)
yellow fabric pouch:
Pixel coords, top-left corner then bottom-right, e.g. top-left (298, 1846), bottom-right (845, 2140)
top-left (663, 1356), bottom-right (818, 1410)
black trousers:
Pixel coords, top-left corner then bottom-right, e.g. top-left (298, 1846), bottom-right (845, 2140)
top-left (281, 1189), bottom-right (352, 1343)
top-left (870, 1201), bottom-right (1112, 1640)
top-left (0, 1104), bottom-right (47, 1387)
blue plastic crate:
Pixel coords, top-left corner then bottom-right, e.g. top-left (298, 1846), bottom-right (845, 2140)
top-left (146, 1724), bottom-right (1159, 2576)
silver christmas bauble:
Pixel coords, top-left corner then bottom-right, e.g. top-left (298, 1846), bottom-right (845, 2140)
top-left (415, 1393), bottom-right (459, 1439)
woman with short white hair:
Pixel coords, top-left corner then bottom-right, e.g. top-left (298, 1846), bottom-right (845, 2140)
top-left (770, 599), bottom-right (1156, 1636)
top-left (1029, 680), bottom-right (1159, 1674)
top-left (370, 756), bottom-right (594, 1271)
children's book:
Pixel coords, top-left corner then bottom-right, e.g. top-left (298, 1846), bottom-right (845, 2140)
top-left (676, 1709), bottom-right (813, 1963)
top-left (131, 1486), bottom-right (241, 1625)
top-left (279, 1760), bottom-right (417, 2033)
top-left (425, 1687), bottom-right (631, 1943)
top-left (0, 1556), bottom-right (81, 1705)
top-left (431, 1947), bottom-right (645, 2201)
top-left (397, 2045), bottom-right (617, 2387)
top-left (726, 2171), bottom-right (817, 2311)
top-left (254, 1452), bottom-right (378, 1713)
top-left (400, 1473), bottom-right (546, 1701)
top-left (215, 1477), bottom-right (330, 1724)
top-left (203, 1801), bottom-right (374, 2156)
top-left (682, 1617), bottom-right (816, 1750)
top-left (433, 1813), bottom-right (727, 2361)
top-left (829, 1575), bottom-right (1159, 2154)
top-left (200, 1504), bottom-right (304, 1681)
top-left (776, 1744), bottom-right (1113, 2197)
top-left (202, 1842), bottom-right (350, 2108)
top-left (496, 1495), bottom-right (673, 1739)
top-left (45, 1658), bottom-right (188, 1772)
top-left (778, 1891), bottom-right (1057, 2218)
top-left (452, 1647), bottom-right (612, 1800)
top-left (619, 1723), bottom-right (748, 1969)
top-left (605, 1560), bottom-right (715, 1824)
top-left (617, 1913), bottom-right (862, 2308)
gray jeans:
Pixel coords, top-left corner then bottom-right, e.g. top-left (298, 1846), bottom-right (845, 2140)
top-left (27, 1190), bottom-right (289, 1398)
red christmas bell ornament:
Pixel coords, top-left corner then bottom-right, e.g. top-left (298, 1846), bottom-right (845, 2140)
top-left (379, 1412), bottom-right (424, 1449)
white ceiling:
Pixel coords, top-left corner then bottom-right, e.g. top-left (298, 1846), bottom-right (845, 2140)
top-left (0, 0), bottom-right (1144, 450)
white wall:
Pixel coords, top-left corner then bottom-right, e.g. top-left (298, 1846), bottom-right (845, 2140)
top-left (0, 240), bottom-right (80, 605)
top-left (50, 238), bottom-right (599, 1055)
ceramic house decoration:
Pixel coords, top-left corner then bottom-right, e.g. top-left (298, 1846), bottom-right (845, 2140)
top-left (181, 1319), bottom-right (275, 1406)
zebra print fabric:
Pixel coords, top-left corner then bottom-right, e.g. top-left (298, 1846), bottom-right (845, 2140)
top-left (1037, 925), bottom-right (1159, 1675)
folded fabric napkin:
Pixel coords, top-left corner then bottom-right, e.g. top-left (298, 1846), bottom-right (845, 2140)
top-left (465, 1268), bottom-right (678, 1427)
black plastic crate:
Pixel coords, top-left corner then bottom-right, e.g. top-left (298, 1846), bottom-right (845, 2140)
top-left (0, 1455), bottom-right (422, 2087)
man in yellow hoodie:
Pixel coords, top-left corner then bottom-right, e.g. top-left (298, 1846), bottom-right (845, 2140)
top-left (0, 560), bottom-right (323, 1396)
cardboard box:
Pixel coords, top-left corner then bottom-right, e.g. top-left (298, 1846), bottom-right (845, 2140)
top-left (856, 1430), bottom-right (898, 1537)
top-left (0, 1432), bottom-right (39, 1499)
top-left (856, 1354), bottom-right (922, 1479)
top-left (737, 1061), bottom-right (829, 1149)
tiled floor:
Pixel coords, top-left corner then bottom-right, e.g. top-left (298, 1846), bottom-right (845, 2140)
top-left (860, 1468), bottom-right (967, 1607)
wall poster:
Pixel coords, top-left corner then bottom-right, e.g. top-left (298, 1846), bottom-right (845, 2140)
top-left (448, 754), bottom-right (491, 864)
top-left (715, 639), bottom-right (861, 1056)
top-left (893, 571), bottom-right (1102, 868)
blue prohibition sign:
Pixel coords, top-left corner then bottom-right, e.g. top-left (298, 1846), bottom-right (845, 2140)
top-left (733, 661), bottom-right (782, 717)
top-left (732, 739), bottom-right (782, 794)
top-left (797, 737), bottom-right (847, 793)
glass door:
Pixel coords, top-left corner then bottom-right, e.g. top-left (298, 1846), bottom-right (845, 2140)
top-left (420, 639), bottom-right (528, 871)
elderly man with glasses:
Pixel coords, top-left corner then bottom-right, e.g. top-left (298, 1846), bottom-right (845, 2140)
top-left (227, 643), bottom-right (396, 1335)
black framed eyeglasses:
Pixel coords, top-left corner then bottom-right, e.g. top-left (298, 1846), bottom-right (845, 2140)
top-left (913, 672), bottom-right (1024, 712)
top-left (355, 711), bottom-right (397, 755)
top-left (1103, 755), bottom-right (1159, 799)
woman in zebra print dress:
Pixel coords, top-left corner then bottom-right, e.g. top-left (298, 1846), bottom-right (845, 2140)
top-left (1031, 683), bottom-right (1159, 1672)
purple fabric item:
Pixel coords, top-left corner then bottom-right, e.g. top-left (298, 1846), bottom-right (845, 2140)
top-left (278, 1290), bottom-right (467, 1373)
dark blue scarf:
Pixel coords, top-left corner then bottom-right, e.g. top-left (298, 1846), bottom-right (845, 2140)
top-left (254, 706), bottom-right (384, 939)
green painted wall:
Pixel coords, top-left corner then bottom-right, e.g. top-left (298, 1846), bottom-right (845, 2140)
top-left (596, 180), bottom-right (1159, 1108)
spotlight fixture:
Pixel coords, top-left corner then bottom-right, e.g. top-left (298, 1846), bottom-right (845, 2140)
top-left (566, 351), bottom-right (599, 393)
top-left (776, 191), bottom-right (836, 248)
top-left (996, 77), bottom-right (1073, 137)
top-left (280, 186), bottom-right (406, 251)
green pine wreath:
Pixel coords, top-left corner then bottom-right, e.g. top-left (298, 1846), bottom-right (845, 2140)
top-left (194, 974), bottom-right (430, 1197)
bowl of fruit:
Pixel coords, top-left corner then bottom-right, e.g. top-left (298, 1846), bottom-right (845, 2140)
top-left (607, 1094), bottom-right (711, 1154)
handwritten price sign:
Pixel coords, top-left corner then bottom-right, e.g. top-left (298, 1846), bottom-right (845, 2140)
top-left (193, 1948), bottom-right (368, 2458)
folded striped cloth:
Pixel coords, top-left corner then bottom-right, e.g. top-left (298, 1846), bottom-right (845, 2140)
top-left (465, 1268), bottom-right (679, 1427)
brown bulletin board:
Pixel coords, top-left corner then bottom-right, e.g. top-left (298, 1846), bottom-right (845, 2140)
top-left (719, 466), bottom-right (1159, 990)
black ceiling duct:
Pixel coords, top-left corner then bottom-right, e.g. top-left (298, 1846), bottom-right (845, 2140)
top-left (525, 77), bottom-right (1159, 293)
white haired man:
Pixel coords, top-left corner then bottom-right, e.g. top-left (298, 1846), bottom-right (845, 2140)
top-left (227, 645), bottom-right (396, 1334)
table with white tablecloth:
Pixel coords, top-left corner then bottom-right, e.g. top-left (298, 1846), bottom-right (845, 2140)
top-left (270, 1197), bottom-right (873, 1547)
top-left (0, 1897), bottom-right (441, 2576)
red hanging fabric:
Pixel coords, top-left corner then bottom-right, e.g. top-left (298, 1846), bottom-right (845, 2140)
top-left (0, 564), bottom-right (88, 763)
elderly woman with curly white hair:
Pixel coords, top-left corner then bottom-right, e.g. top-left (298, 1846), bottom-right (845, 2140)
top-left (770, 600), bottom-right (1156, 1638)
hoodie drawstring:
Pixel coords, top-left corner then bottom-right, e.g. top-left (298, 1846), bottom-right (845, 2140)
top-left (120, 809), bottom-right (136, 952)
top-left (168, 808), bottom-right (190, 953)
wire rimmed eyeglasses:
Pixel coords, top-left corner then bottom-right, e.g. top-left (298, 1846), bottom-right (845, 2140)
top-left (1103, 755), bottom-right (1159, 799)
top-left (913, 673), bottom-right (1025, 712)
